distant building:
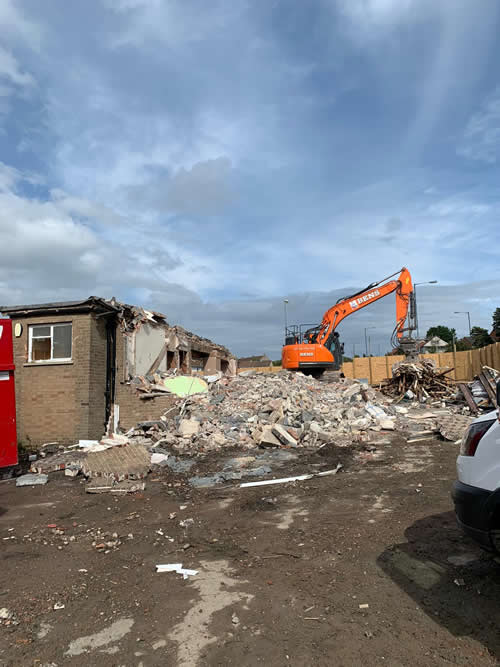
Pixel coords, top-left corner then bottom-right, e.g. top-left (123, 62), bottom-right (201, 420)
top-left (238, 354), bottom-right (273, 369)
top-left (422, 336), bottom-right (448, 354)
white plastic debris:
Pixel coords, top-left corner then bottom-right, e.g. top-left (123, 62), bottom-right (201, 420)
top-left (365, 403), bottom-right (387, 421)
top-left (240, 464), bottom-right (342, 488)
top-left (155, 563), bottom-right (198, 579)
top-left (151, 452), bottom-right (169, 465)
top-left (53, 602), bottom-right (65, 610)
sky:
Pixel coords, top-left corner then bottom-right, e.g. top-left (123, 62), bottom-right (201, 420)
top-left (1, 0), bottom-right (500, 358)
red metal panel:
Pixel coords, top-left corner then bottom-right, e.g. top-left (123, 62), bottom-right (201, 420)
top-left (0, 318), bottom-right (14, 370)
top-left (0, 320), bottom-right (17, 467)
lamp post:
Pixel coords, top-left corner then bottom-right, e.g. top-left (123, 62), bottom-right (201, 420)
top-left (414, 280), bottom-right (438, 339)
top-left (364, 327), bottom-right (376, 356)
top-left (283, 299), bottom-right (289, 333)
top-left (454, 311), bottom-right (471, 336)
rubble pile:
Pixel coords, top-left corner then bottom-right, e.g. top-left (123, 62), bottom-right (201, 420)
top-left (25, 367), bottom-right (496, 493)
top-left (128, 370), bottom-right (400, 454)
top-left (379, 359), bottom-right (455, 401)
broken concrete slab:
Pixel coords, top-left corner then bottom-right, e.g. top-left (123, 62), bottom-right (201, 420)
top-left (259, 426), bottom-right (282, 448)
top-left (16, 473), bottom-right (48, 487)
top-left (82, 445), bottom-right (150, 481)
top-left (30, 451), bottom-right (86, 474)
top-left (436, 414), bottom-right (472, 442)
top-left (178, 419), bottom-right (200, 438)
top-left (85, 478), bottom-right (146, 494)
top-left (272, 424), bottom-right (298, 448)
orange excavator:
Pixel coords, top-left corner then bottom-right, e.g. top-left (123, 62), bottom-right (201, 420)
top-left (282, 267), bottom-right (415, 377)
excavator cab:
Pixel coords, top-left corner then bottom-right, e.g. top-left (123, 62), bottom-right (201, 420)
top-left (282, 324), bottom-right (342, 377)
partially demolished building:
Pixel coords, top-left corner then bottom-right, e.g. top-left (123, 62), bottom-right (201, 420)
top-left (0, 297), bottom-right (235, 447)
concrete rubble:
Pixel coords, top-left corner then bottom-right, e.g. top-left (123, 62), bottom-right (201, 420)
top-left (25, 367), bottom-right (495, 491)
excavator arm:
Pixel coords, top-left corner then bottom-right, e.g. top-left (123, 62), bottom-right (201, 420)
top-left (282, 267), bottom-right (414, 376)
top-left (314, 267), bottom-right (413, 348)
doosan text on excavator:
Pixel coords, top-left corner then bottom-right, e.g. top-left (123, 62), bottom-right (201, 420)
top-left (281, 267), bottom-right (417, 377)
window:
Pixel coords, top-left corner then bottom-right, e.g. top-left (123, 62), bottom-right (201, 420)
top-left (29, 323), bottom-right (72, 362)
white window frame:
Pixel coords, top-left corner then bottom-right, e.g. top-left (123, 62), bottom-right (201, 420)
top-left (28, 322), bottom-right (73, 363)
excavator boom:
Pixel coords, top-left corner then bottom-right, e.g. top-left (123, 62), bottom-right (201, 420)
top-left (282, 267), bottom-right (414, 376)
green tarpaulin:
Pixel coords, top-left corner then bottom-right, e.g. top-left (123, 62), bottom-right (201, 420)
top-left (163, 376), bottom-right (208, 397)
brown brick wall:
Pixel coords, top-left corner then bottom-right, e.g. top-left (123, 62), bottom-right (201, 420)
top-left (88, 316), bottom-right (109, 437)
top-left (10, 312), bottom-right (108, 447)
top-left (113, 328), bottom-right (177, 431)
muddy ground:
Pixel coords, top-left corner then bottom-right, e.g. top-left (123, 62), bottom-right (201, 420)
top-left (1, 435), bottom-right (499, 666)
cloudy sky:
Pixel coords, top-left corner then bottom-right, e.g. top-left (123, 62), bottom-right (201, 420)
top-left (1, 0), bottom-right (500, 358)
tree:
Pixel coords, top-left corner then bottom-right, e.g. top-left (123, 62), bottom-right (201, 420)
top-left (425, 325), bottom-right (456, 345)
top-left (492, 308), bottom-right (500, 338)
top-left (455, 336), bottom-right (472, 351)
top-left (470, 326), bottom-right (493, 349)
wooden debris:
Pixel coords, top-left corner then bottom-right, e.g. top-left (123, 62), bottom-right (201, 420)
top-left (458, 383), bottom-right (479, 415)
top-left (380, 360), bottom-right (455, 401)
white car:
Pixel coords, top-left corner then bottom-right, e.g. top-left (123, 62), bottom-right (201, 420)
top-left (453, 396), bottom-right (500, 552)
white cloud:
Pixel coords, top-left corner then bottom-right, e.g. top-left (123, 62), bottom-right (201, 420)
top-left (0, 0), bottom-right (43, 51)
top-left (336, 0), bottom-right (422, 31)
top-left (0, 45), bottom-right (34, 88)
top-left (457, 86), bottom-right (500, 163)
top-left (104, 0), bottom-right (246, 50)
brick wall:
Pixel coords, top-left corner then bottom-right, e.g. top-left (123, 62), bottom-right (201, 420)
top-left (113, 327), bottom-right (177, 431)
top-left (10, 312), bottom-right (108, 447)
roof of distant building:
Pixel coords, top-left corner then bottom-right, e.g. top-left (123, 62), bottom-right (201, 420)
top-left (238, 354), bottom-right (272, 368)
top-left (423, 336), bottom-right (448, 348)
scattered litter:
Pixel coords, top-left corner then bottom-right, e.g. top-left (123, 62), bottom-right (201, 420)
top-left (359, 603), bottom-right (369, 609)
top-left (151, 452), bottom-right (169, 465)
top-left (53, 602), bottom-right (65, 610)
top-left (155, 563), bottom-right (198, 579)
top-left (16, 473), bottom-right (48, 487)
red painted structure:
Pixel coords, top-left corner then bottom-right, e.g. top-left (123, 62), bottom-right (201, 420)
top-left (0, 319), bottom-right (17, 467)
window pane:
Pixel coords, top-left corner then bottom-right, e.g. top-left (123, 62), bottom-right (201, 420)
top-left (32, 338), bottom-right (51, 361)
top-left (53, 324), bottom-right (72, 359)
top-left (32, 325), bottom-right (51, 338)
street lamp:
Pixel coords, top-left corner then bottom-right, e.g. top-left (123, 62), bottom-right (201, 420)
top-left (283, 299), bottom-right (289, 333)
top-left (364, 327), bottom-right (376, 356)
top-left (454, 311), bottom-right (471, 336)
top-left (414, 280), bottom-right (438, 339)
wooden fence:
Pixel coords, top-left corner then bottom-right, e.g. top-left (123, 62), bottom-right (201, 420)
top-left (341, 342), bottom-right (500, 385)
top-left (237, 341), bottom-right (500, 384)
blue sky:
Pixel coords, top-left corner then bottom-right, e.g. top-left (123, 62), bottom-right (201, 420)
top-left (1, 0), bottom-right (500, 357)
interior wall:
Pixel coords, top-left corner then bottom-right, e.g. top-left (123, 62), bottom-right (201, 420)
top-left (134, 324), bottom-right (166, 376)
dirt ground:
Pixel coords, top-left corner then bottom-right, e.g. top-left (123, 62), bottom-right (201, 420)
top-left (1, 435), bottom-right (500, 667)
